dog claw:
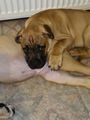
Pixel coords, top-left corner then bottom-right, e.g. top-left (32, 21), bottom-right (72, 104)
top-left (48, 64), bottom-right (60, 70)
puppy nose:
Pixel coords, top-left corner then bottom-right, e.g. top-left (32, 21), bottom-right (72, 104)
top-left (34, 58), bottom-right (42, 68)
top-left (26, 56), bottom-right (46, 69)
top-left (30, 58), bottom-right (45, 69)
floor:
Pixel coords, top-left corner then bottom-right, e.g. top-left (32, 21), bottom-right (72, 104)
top-left (0, 19), bottom-right (90, 120)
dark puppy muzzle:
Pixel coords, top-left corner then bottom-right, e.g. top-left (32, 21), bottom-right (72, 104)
top-left (23, 45), bottom-right (47, 69)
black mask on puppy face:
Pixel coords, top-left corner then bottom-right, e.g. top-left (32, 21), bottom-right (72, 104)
top-left (23, 44), bottom-right (47, 69)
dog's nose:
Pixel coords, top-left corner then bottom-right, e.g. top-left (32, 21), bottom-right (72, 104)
top-left (31, 59), bottom-right (44, 69)
top-left (26, 56), bottom-right (46, 69)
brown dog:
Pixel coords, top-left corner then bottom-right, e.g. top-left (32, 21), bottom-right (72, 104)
top-left (15, 9), bottom-right (90, 75)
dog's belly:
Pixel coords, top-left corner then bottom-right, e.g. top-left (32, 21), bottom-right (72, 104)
top-left (0, 35), bottom-right (48, 83)
top-left (0, 53), bottom-right (36, 83)
top-left (0, 50), bottom-right (90, 88)
top-left (0, 51), bottom-right (49, 83)
top-left (0, 50), bottom-right (70, 84)
top-left (0, 36), bottom-right (89, 88)
top-left (0, 36), bottom-right (36, 82)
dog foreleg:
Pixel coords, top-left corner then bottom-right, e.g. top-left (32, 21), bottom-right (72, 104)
top-left (48, 37), bottom-right (73, 70)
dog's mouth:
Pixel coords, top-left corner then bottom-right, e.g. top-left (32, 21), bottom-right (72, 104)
top-left (23, 45), bottom-right (47, 69)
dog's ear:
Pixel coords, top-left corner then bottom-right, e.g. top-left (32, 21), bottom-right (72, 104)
top-left (43, 24), bottom-right (54, 39)
top-left (15, 35), bottom-right (22, 44)
top-left (15, 29), bottom-right (23, 44)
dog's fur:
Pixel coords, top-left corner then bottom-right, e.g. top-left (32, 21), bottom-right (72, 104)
top-left (0, 35), bottom-right (90, 120)
top-left (16, 9), bottom-right (90, 75)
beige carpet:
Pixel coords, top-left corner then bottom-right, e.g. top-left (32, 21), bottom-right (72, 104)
top-left (0, 19), bottom-right (90, 120)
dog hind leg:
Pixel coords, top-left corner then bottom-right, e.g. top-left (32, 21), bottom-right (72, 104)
top-left (61, 51), bottom-right (90, 75)
top-left (69, 47), bottom-right (90, 58)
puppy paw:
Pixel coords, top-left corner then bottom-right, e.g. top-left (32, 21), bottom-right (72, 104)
top-left (48, 54), bottom-right (62, 70)
top-left (0, 103), bottom-right (15, 119)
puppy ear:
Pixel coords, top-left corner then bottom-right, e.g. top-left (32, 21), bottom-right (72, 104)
top-left (43, 24), bottom-right (54, 39)
top-left (15, 29), bottom-right (23, 44)
top-left (15, 35), bottom-right (21, 44)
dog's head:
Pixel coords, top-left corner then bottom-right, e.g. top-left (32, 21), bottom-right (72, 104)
top-left (15, 23), bottom-right (54, 69)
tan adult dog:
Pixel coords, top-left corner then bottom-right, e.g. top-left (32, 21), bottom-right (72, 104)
top-left (0, 35), bottom-right (90, 119)
top-left (15, 9), bottom-right (90, 75)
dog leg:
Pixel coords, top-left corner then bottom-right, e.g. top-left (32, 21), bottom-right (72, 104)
top-left (69, 47), bottom-right (90, 58)
top-left (48, 37), bottom-right (74, 70)
top-left (43, 68), bottom-right (90, 88)
top-left (61, 51), bottom-right (90, 75)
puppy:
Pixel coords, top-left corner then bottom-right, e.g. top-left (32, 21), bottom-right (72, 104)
top-left (15, 9), bottom-right (90, 75)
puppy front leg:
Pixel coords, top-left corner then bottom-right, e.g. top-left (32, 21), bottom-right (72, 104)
top-left (48, 38), bottom-right (73, 70)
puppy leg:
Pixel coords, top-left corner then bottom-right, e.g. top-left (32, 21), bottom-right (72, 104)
top-left (69, 47), bottom-right (90, 58)
top-left (48, 38), bottom-right (74, 70)
top-left (61, 51), bottom-right (90, 75)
